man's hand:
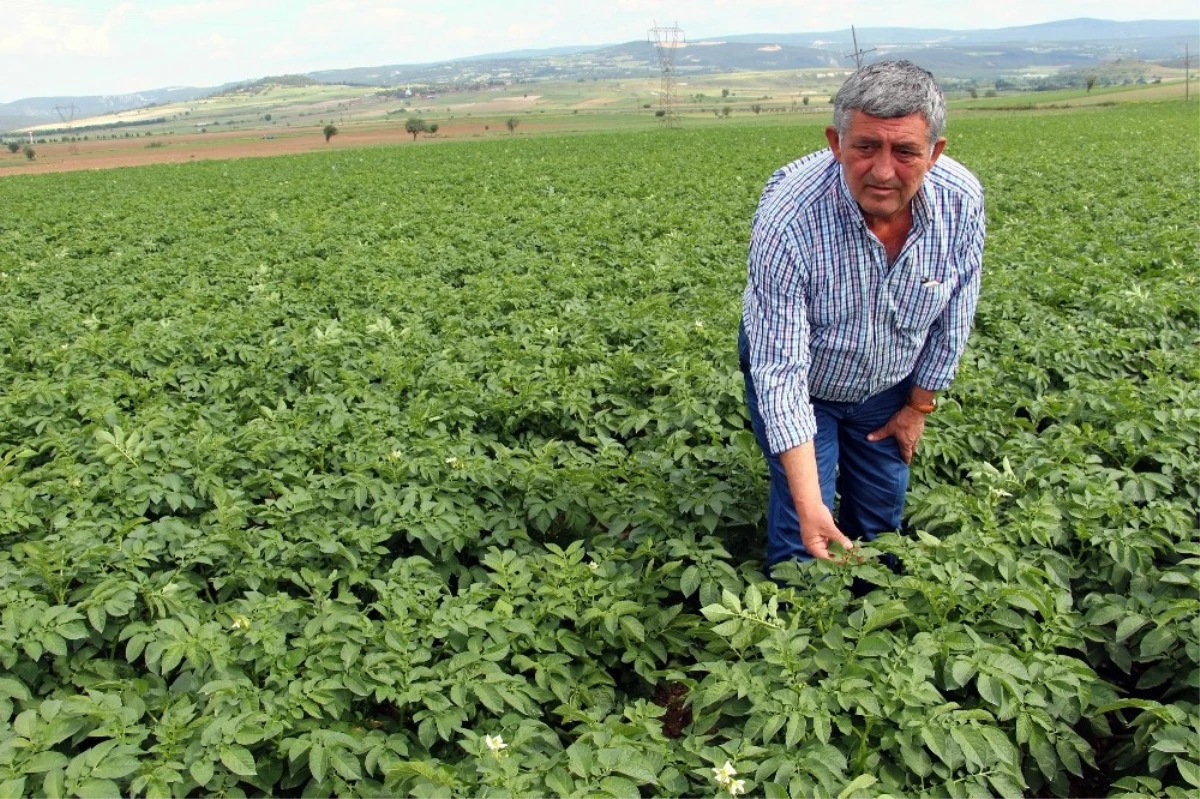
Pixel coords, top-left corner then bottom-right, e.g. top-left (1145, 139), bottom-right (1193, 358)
top-left (867, 406), bottom-right (926, 464)
top-left (799, 504), bottom-right (855, 561)
top-left (779, 443), bottom-right (854, 561)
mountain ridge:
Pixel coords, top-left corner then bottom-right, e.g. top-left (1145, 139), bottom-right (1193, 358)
top-left (2, 17), bottom-right (1195, 130)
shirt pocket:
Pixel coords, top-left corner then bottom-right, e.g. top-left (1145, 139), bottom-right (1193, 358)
top-left (891, 274), bottom-right (951, 331)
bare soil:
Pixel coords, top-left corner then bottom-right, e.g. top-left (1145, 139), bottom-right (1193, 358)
top-left (0, 122), bottom-right (504, 176)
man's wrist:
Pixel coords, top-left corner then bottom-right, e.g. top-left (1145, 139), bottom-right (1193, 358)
top-left (906, 386), bottom-right (937, 414)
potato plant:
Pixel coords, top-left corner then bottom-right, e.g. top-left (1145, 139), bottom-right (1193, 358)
top-left (0, 102), bottom-right (1196, 798)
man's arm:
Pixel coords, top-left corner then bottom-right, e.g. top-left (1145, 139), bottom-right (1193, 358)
top-left (911, 202), bottom-right (986, 392)
top-left (869, 201), bottom-right (986, 461)
top-left (745, 214), bottom-right (852, 560)
top-left (780, 444), bottom-right (854, 559)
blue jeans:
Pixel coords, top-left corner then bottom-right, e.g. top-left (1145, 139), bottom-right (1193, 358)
top-left (738, 324), bottom-right (910, 569)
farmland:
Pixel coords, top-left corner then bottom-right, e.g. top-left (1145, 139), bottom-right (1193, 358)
top-left (0, 101), bottom-right (1197, 798)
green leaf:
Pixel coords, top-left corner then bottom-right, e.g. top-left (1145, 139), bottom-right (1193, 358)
top-left (308, 740), bottom-right (328, 783)
top-left (1055, 737), bottom-right (1082, 777)
top-left (1138, 627), bottom-right (1177, 659)
top-left (977, 674), bottom-right (1003, 706)
top-left (566, 743), bottom-right (594, 778)
top-left (837, 774), bottom-right (877, 799)
top-left (854, 631), bottom-right (892, 657)
top-left (330, 749), bottom-right (362, 781)
top-left (986, 772), bottom-right (1026, 799)
top-left (0, 778), bottom-right (26, 799)
top-left (92, 756), bottom-right (141, 780)
top-left (612, 754), bottom-right (659, 785)
top-left (219, 744), bottom-right (257, 777)
top-left (680, 566), bottom-right (701, 598)
top-left (745, 584), bottom-right (763, 615)
top-left (599, 775), bottom-right (640, 798)
top-left (1175, 756), bottom-right (1200, 788)
top-left (1028, 728), bottom-right (1059, 781)
top-left (701, 604), bottom-right (735, 622)
top-left (900, 741), bottom-right (932, 778)
top-left (1115, 614), bottom-right (1149, 642)
top-left (190, 759), bottom-right (214, 787)
top-left (23, 751), bottom-right (69, 774)
top-left (474, 682), bottom-right (505, 713)
top-left (76, 779), bottom-right (120, 799)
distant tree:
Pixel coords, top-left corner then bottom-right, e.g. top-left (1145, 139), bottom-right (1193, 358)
top-left (721, 105), bottom-right (732, 118)
top-left (506, 117), bottom-right (519, 133)
top-left (405, 117), bottom-right (426, 140)
top-left (721, 88), bottom-right (730, 97)
top-left (264, 113), bottom-right (272, 121)
top-left (802, 96), bottom-right (810, 106)
top-left (6, 142), bottom-right (18, 154)
top-left (428, 123), bottom-right (439, 134)
top-left (750, 104), bottom-right (762, 114)
top-left (323, 124), bottom-right (338, 142)
top-left (23, 145), bottom-right (35, 160)
top-left (1086, 76), bottom-right (1097, 93)
top-left (969, 88), bottom-right (978, 99)
top-left (655, 109), bottom-right (666, 117)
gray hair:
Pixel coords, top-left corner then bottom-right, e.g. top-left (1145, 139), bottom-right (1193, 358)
top-left (832, 60), bottom-right (946, 146)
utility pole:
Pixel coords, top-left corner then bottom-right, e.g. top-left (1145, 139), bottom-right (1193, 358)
top-left (846, 25), bottom-right (876, 70)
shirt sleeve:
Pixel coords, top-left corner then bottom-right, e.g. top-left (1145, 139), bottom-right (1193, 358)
top-left (743, 212), bottom-right (818, 455)
top-left (912, 198), bottom-right (986, 391)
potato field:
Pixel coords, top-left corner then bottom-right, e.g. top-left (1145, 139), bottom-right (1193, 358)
top-left (0, 102), bottom-right (1197, 798)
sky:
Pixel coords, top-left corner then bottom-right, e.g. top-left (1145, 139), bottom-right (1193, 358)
top-left (2, 0), bottom-right (1197, 102)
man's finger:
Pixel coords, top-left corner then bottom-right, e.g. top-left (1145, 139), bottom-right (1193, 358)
top-left (866, 424), bottom-right (891, 442)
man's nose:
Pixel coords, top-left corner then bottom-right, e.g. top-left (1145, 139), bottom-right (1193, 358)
top-left (869, 151), bottom-right (897, 181)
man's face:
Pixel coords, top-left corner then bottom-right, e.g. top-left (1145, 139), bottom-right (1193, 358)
top-left (825, 110), bottom-right (947, 223)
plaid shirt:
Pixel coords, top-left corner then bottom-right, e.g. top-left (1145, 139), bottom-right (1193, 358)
top-left (742, 149), bottom-right (986, 455)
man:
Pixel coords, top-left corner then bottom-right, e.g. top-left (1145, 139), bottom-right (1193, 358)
top-left (739, 60), bottom-right (985, 569)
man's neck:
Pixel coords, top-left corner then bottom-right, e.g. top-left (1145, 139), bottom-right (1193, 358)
top-left (863, 205), bottom-right (913, 263)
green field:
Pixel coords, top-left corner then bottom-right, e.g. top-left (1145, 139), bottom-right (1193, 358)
top-left (1, 102), bottom-right (1197, 798)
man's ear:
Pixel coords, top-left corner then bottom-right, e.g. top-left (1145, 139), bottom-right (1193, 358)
top-left (825, 126), bottom-right (841, 160)
top-left (929, 137), bottom-right (947, 165)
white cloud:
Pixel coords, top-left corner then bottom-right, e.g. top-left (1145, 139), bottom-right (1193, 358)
top-left (0, 1), bottom-right (132, 56)
top-left (200, 32), bottom-right (235, 60)
top-left (144, 1), bottom-right (249, 25)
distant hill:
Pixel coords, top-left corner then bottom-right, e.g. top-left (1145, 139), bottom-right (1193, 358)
top-left (303, 17), bottom-right (1198, 88)
top-left (2, 18), bottom-right (1196, 131)
top-left (0, 85), bottom-right (236, 133)
top-left (720, 18), bottom-right (1197, 47)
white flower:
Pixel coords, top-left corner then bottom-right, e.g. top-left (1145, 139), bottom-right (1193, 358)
top-left (483, 733), bottom-right (507, 755)
top-left (695, 320), bottom-right (705, 329)
top-left (712, 761), bottom-right (737, 785)
top-left (729, 778), bottom-right (747, 796)
top-left (390, 449), bottom-right (403, 460)
top-left (587, 561), bottom-right (599, 571)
